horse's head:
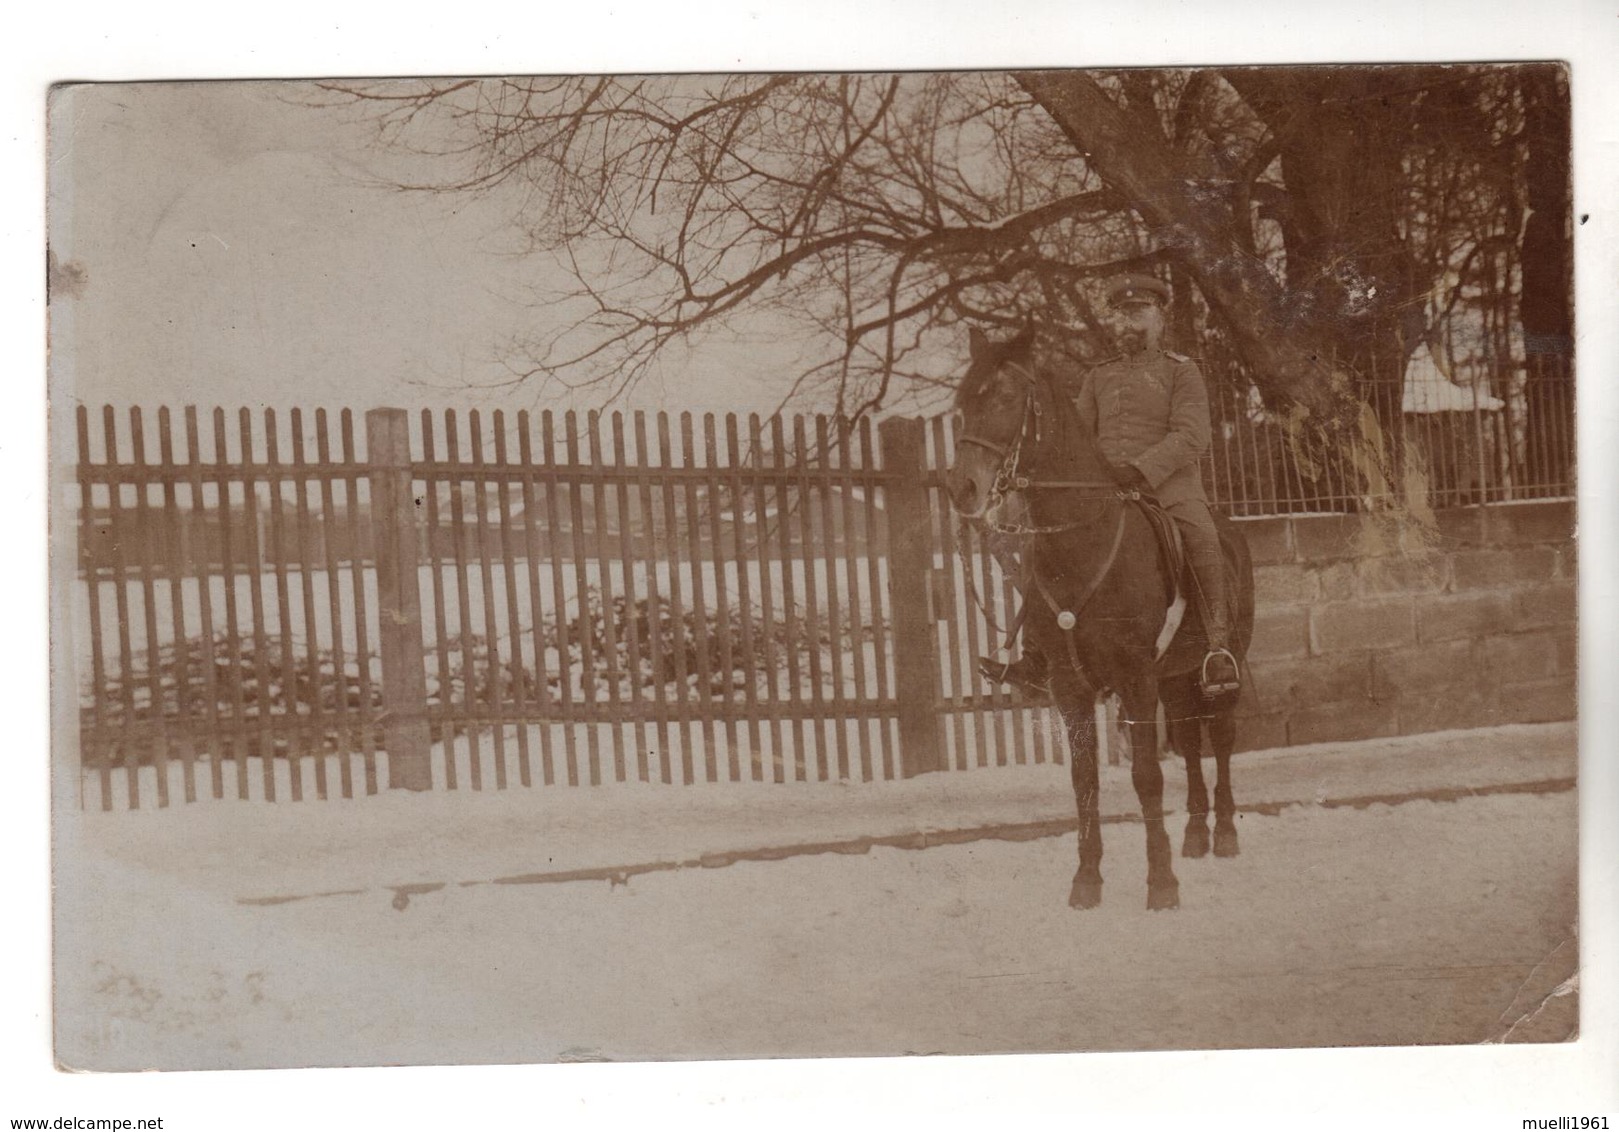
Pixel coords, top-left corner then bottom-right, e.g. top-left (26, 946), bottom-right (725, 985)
top-left (947, 326), bottom-right (1063, 519)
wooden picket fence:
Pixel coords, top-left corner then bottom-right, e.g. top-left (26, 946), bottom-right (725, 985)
top-left (71, 404), bottom-right (1063, 809)
top-left (70, 357), bottom-right (1576, 811)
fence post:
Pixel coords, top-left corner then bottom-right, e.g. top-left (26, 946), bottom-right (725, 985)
top-left (367, 408), bottom-right (432, 791)
top-left (878, 416), bottom-right (943, 777)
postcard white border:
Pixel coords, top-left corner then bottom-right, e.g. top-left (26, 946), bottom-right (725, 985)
top-left (6, 2), bottom-right (1615, 1127)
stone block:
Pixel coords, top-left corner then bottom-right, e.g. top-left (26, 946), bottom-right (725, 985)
top-left (1230, 710), bottom-right (1290, 754)
top-left (1481, 631), bottom-right (1559, 684)
top-left (1513, 583), bottom-right (1576, 629)
top-left (1231, 517), bottom-right (1293, 566)
top-left (1356, 554), bottom-right (1449, 597)
top-left (1552, 625), bottom-right (1577, 677)
top-left (1493, 677), bottom-right (1577, 724)
top-left (1485, 501), bottom-right (1575, 548)
top-left (1314, 561), bottom-right (1357, 600)
top-left (1288, 699), bottom-right (1401, 746)
top-left (1398, 689), bottom-right (1504, 736)
top-left (1248, 605), bottom-right (1309, 660)
top-left (1451, 547), bottom-right (1559, 591)
top-left (1434, 506), bottom-right (1489, 550)
top-left (1291, 514), bottom-right (1365, 563)
top-left (1309, 598), bottom-right (1416, 654)
top-left (1254, 564), bottom-right (1315, 606)
top-left (1555, 543), bottom-right (1577, 582)
top-left (1417, 591), bottom-right (1516, 643)
top-left (1371, 639), bottom-right (1478, 698)
top-left (1247, 654), bottom-right (1375, 713)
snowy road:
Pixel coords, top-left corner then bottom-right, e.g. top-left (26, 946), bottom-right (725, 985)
top-left (55, 723), bottom-right (1578, 1069)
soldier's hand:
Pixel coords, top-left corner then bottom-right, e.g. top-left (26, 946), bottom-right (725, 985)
top-left (1108, 462), bottom-right (1149, 490)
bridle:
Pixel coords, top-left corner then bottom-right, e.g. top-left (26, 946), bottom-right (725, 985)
top-left (956, 359), bottom-right (1136, 534)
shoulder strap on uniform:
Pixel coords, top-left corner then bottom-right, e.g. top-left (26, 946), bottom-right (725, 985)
top-left (1164, 350), bottom-right (1191, 363)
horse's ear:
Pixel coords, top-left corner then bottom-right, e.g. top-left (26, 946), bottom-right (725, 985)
top-left (968, 327), bottom-right (990, 361)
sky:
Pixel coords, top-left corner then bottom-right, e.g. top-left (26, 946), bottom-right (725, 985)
top-left (48, 80), bottom-right (809, 424)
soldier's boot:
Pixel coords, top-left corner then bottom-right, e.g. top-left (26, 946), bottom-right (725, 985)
top-left (1179, 510), bottom-right (1240, 699)
top-left (977, 647), bottom-right (1050, 696)
top-left (977, 517), bottom-right (1050, 694)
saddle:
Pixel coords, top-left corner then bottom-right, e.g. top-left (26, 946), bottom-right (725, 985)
top-left (1137, 498), bottom-right (1246, 695)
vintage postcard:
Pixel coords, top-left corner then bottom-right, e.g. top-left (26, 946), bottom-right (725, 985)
top-left (48, 65), bottom-right (1580, 1077)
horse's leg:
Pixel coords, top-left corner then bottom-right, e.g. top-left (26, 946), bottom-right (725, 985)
top-left (1120, 678), bottom-right (1179, 910)
top-left (1209, 698), bottom-right (1240, 858)
top-left (1054, 672), bottom-right (1104, 909)
top-left (1164, 676), bottom-right (1210, 859)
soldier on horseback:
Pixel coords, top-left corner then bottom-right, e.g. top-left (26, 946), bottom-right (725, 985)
top-left (978, 273), bottom-right (1242, 699)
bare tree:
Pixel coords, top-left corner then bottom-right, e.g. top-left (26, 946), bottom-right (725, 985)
top-left (320, 75), bottom-right (1186, 413)
top-left (319, 65), bottom-right (1568, 508)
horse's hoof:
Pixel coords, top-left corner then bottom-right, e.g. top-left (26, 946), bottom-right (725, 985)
top-left (1182, 820), bottom-right (1210, 859)
top-left (1069, 878), bottom-right (1103, 909)
top-left (1147, 881), bottom-right (1181, 911)
top-left (1213, 825), bottom-right (1240, 858)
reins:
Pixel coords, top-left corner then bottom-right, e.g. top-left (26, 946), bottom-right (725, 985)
top-left (957, 357), bottom-right (1141, 653)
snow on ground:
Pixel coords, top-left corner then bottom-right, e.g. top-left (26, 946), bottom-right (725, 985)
top-left (54, 723), bottom-right (1578, 1070)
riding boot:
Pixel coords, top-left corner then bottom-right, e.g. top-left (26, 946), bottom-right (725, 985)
top-left (1196, 570), bottom-right (1238, 697)
top-left (1174, 502), bottom-right (1240, 698)
top-left (977, 646), bottom-right (1050, 695)
top-left (975, 493), bottom-right (1048, 694)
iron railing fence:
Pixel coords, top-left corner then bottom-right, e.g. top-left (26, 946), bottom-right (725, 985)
top-left (1202, 354), bottom-right (1573, 516)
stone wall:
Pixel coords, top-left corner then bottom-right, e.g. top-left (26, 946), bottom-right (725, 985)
top-left (1232, 501), bottom-right (1576, 750)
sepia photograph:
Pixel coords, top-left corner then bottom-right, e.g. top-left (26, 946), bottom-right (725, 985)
top-left (22, 5), bottom-right (1618, 1124)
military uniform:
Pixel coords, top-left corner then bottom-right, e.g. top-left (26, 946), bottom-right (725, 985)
top-left (1075, 345), bottom-right (1232, 656)
top-left (1076, 348), bottom-right (1210, 509)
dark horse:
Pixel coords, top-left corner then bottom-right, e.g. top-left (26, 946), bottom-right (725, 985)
top-left (946, 328), bottom-right (1255, 911)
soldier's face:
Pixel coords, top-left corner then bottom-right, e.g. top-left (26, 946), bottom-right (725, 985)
top-left (1112, 302), bottom-right (1164, 354)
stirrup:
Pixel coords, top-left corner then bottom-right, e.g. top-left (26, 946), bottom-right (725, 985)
top-left (1199, 648), bottom-right (1241, 699)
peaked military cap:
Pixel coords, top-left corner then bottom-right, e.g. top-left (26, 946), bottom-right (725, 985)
top-left (1106, 273), bottom-right (1170, 308)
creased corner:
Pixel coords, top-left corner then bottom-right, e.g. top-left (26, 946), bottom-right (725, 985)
top-left (1481, 928), bottom-right (1579, 1044)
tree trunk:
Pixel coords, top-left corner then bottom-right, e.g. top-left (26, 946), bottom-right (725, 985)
top-left (1016, 70), bottom-right (1396, 505)
top-left (1223, 68), bottom-right (1434, 492)
top-left (1518, 65), bottom-right (1574, 494)
top-left (1232, 70), bottom-right (1424, 420)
